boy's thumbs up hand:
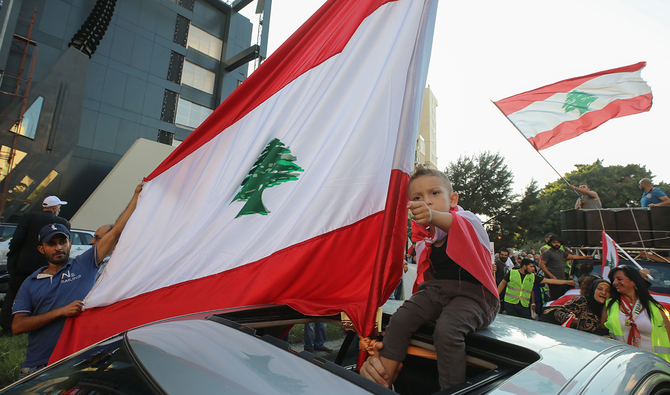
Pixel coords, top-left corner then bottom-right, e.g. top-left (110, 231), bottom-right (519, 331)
top-left (408, 201), bottom-right (432, 224)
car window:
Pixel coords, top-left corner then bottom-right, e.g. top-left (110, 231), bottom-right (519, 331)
top-left (3, 336), bottom-right (160, 394)
top-left (0, 225), bottom-right (15, 242)
top-left (72, 232), bottom-right (92, 245)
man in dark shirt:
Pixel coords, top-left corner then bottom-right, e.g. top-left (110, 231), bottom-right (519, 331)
top-left (498, 258), bottom-right (574, 319)
top-left (539, 235), bottom-right (592, 300)
top-left (494, 248), bottom-right (509, 286)
top-left (0, 196), bottom-right (70, 335)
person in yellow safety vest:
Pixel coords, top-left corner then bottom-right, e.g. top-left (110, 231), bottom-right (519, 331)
top-left (498, 259), bottom-right (575, 319)
top-left (602, 265), bottom-right (670, 362)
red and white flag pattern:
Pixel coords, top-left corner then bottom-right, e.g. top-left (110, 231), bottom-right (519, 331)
top-left (602, 231), bottom-right (619, 280)
top-left (50, 0), bottom-right (438, 362)
top-left (494, 62), bottom-right (652, 151)
top-left (561, 313), bottom-right (576, 328)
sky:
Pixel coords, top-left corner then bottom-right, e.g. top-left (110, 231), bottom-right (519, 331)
top-left (239, 0), bottom-right (670, 194)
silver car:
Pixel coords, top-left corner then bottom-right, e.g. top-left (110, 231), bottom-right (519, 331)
top-left (2, 303), bottom-right (669, 394)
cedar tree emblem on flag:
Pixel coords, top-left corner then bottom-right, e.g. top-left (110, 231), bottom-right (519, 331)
top-left (494, 62), bottom-right (653, 150)
top-left (562, 90), bottom-right (597, 116)
top-left (233, 138), bottom-right (303, 218)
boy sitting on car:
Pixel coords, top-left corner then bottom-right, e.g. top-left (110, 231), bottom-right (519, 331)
top-left (363, 166), bottom-right (499, 390)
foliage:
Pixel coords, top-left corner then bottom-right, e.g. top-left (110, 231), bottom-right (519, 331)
top-left (445, 151), bottom-right (516, 220)
top-left (0, 333), bottom-right (28, 388)
top-left (536, 160), bottom-right (670, 235)
top-left (444, 151), bottom-right (517, 245)
top-left (511, 179), bottom-right (545, 246)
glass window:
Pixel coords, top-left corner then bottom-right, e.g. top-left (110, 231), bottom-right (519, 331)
top-left (10, 96), bottom-right (43, 139)
top-left (175, 98), bottom-right (213, 129)
top-left (0, 225), bottom-right (16, 242)
top-left (71, 232), bottom-right (93, 246)
top-left (187, 25), bottom-right (222, 60)
top-left (9, 175), bottom-right (34, 197)
top-left (0, 145), bottom-right (27, 182)
top-left (26, 170), bottom-right (58, 201)
top-left (2, 336), bottom-right (160, 395)
top-left (181, 61), bottom-right (215, 94)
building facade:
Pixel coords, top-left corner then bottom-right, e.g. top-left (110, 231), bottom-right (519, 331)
top-left (0, 0), bottom-right (266, 221)
top-left (415, 85), bottom-right (437, 169)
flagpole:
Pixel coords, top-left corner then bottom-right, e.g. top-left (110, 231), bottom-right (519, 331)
top-left (491, 101), bottom-right (580, 197)
top-left (612, 240), bottom-right (654, 281)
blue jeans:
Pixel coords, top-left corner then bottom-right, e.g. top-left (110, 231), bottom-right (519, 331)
top-left (304, 323), bottom-right (326, 348)
top-left (505, 302), bottom-right (532, 319)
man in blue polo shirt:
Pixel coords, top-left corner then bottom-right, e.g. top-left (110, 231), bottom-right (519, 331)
top-left (12, 184), bottom-right (143, 378)
top-left (640, 178), bottom-right (670, 207)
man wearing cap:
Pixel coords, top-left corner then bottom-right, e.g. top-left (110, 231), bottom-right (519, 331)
top-left (0, 196), bottom-right (70, 336)
top-left (539, 235), bottom-right (592, 300)
top-left (11, 184), bottom-right (142, 377)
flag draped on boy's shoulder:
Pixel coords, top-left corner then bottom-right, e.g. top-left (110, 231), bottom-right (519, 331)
top-left (49, 0), bottom-right (438, 362)
top-left (602, 231), bottom-right (619, 279)
top-left (409, 205), bottom-right (497, 298)
top-left (494, 62), bottom-right (652, 151)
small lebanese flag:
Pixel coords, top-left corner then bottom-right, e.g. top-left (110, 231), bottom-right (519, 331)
top-left (561, 313), bottom-right (576, 328)
top-left (50, 0), bottom-right (438, 363)
top-left (494, 62), bottom-right (652, 151)
top-left (602, 231), bottom-right (619, 280)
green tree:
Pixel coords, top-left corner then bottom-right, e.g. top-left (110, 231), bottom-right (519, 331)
top-left (444, 151), bottom-right (517, 243)
top-left (233, 138), bottom-right (304, 218)
top-left (512, 179), bottom-right (545, 246)
top-left (535, 160), bottom-right (670, 236)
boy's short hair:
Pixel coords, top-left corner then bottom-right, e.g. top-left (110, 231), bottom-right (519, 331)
top-left (409, 165), bottom-right (452, 193)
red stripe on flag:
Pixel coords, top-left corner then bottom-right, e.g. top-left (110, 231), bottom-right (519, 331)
top-left (50, 170), bottom-right (409, 363)
top-left (146, 0), bottom-right (396, 182)
top-left (494, 62), bottom-right (647, 115)
top-left (527, 93), bottom-right (652, 150)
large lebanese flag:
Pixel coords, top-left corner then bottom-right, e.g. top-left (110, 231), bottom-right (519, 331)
top-left (50, 0), bottom-right (438, 362)
top-left (494, 62), bottom-right (652, 150)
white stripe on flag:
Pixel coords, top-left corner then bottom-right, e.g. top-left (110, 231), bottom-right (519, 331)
top-left (509, 70), bottom-right (651, 138)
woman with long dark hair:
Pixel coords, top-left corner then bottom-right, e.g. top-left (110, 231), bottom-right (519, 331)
top-left (602, 265), bottom-right (670, 362)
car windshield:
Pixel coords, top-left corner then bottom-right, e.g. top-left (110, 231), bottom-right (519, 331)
top-left (127, 319), bottom-right (375, 395)
top-left (3, 336), bottom-right (159, 394)
top-left (574, 259), bottom-right (670, 295)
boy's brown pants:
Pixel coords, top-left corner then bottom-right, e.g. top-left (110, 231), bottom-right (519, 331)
top-left (380, 280), bottom-right (499, 389)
